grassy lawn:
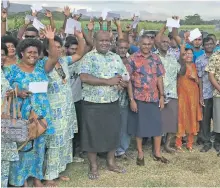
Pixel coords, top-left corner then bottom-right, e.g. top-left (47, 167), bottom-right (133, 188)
top-left (53, 140), bottom-right (220, 187)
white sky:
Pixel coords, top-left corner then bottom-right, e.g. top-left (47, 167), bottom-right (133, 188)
top-left (8, 0), bottom-right (220, 20)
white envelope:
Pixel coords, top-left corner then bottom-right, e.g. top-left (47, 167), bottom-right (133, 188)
top-left (31, 4), bottom-right (42, 12)
top-left (189, 28), bottom-right (202, 42)
top-left (101, 9), bottom-right (111, 20)
top-left (106, 12), bottom-right (120, 20)
top-left (131, 16), bottom-right (140, 29)
top-left (166, 18), bottom-right (180, 28)
top-left (25, 15), bottom-right (35, 22)
top-left (33, 18), bottom-right (45, 31)
top-left (29, 82), bottom-right (48, 93)
top-left (64, 18), bottom-right (81, 34)
top-left (2, 0), bottom-right (8, 8)
top-left (77, 9), bottom-right (87, 15)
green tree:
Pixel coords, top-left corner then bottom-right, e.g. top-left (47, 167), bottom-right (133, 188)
top-left (184, 14), bottom-right (204, 25)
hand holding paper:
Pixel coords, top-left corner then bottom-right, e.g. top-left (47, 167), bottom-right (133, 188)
top-left (33, 18), bottom-right (45, 31)
top-left (2, 0), bottom-right (9, 9)
top-left (29, 82), bottom-right (48, 93)
top-left (189, 28), bottom-right (202, 42)
top-left (64, 18), bottom-right (82, 34)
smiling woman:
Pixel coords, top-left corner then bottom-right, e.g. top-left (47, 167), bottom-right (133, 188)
top-left (2, 25), bottom-right (59, 187)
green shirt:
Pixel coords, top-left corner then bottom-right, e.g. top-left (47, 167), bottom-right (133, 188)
top-left (78, 49), bottom-right (128, 103)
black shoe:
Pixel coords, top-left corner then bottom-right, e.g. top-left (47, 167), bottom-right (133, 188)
top-left (196, 139), bottom-right (204, 145)
top-left (200, 145), bottom-right (212, 152)
top-left (214, 144), bottom-right (220, 152)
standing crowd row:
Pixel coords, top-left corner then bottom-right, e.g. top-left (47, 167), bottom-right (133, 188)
top-left (1, 6), bottom-right (220, 187)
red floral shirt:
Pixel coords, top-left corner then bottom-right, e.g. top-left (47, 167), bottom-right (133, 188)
top-left (126, 52), bottom-right (165, 102)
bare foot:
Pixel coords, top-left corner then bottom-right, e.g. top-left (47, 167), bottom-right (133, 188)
top-left (44, 180), bottom-right (57, 187)
top-left (59, 176), bottom-right (70, 181)
top-left (23, 180), bottom-right (28, 187)
top-left (33, 179), bottom-right (44, 187)
top-left (107, 164), bottom-right (126, 173)
top-left (88, 166), bottom-right (99, 180)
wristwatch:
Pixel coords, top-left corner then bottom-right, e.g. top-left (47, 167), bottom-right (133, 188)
top-left (129, 98), bottom-right (134, 102)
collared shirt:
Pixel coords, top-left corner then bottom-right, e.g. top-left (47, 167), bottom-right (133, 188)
top-left (205, 51), bottom-right (220, 98)
top-left (186, 43), bottom-right (205, 62)
top-left (167, 47), bottom-right (180, 61)
top-left (78, 49), bottom-right (128, 103)
top-left (126, 52), bottom-right (165, 103)
top-left (214, 46), bottom-right (220, 52)
top-left (195, 53), bottom-right (213, 99)
top-left (155, 50), bottom-right (180, 99)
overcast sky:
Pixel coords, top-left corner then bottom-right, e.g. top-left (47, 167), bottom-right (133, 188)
top-left (9, 0), bottom-right (220, 20)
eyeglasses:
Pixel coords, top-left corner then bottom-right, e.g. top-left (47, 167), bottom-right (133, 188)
top-left (25, 35), bottom-right (36, 39)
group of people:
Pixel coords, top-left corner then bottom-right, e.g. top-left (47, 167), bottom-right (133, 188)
top-left (1, 5), bottom-right (220, 187)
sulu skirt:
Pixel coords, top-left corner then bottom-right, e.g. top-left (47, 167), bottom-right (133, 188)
top-left (128, 100), bottom-right (162, 138)
top-left (80, 100), bottom-right (121, 153)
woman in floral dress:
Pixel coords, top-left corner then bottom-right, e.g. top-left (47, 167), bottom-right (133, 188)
top-left (43, 31), bottom-right (85, 186)
top-left (3, 26), bottom-right (58, 187)
top-left (1, 43), bottom-right (19, 188)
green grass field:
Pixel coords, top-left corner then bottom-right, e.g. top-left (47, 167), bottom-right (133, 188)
top-left (7, 19), bottom-right (220, 38)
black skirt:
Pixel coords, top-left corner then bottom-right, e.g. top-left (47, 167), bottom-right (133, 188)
top-left (128, 100), bottom-right (162, 138)
top-left (80, 100), bottom-right (121, 152)
top-left (161, 99), bottom-right (178, 133)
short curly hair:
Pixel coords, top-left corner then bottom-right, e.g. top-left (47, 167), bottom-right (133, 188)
top-left (1, 35), bottom-right (18, 48)
top-left (1, 43), bottom-right (8, 56)
top-left (16, 39), bottom-right (42, 59)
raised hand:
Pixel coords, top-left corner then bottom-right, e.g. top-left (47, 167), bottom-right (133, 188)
top-left (87, 20), bottom-right (94, 31)
top-left (45, 9), bottom-right (52, 18)
top-left (1, 8), bottom-right (7, 19)
top-left (63, 6), bottom-right (70, 17)
top-left (98, 17), bottom-right (104, 25)
top-left (113, 18), bottom-right (121, 27)
top-left (43, 25), bottom-right (56, 40)
top-left (125, 24), bottom-right (132, 32)
top-left (74, 27), bottom-right (83, 39)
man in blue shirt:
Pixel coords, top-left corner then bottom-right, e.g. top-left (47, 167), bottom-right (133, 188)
top-left (207, 34), bottom-right (220, 52)
top-left (195, 37), bottom-right (215, 152)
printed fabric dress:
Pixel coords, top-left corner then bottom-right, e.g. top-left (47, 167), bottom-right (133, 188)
top-left (177, 64), bottom-right (202, 138)
top-left (3, 60), bottom-right (54, 186)
top-left (44, 56), bottom-right (77, 180)
top-left (1, 69), bottom-right (19, 188)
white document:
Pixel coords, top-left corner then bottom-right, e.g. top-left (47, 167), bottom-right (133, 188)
top-left (166, 18), bottom-right (180, 29)
top-left (106, 12), bottom-right (120, 20)
top-left (131, 16), bottom-right (140, 29)
top-left (29, 82), bottom-right (48, 93)
top-left (77, 9), bottom-right (87, 15)
top-left (2, 0), bottom-right (8, 8)
top-left (189, 28), bottom-right (202, 42)
top-left (64, 18), bottom-right (81, 34)
top-left (101, 9), bottom-right (111, 20)
top-left (25, 15), bottom-right (35, 22)
top-left (122, 73), bottom-right (130, 81)
top-left (33, 18), bottom-right (45, 31)
top-left (31, 4), bottom-right (42, 12)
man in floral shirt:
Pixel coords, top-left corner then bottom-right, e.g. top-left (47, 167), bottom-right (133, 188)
top-left (205, 51), bottom-right (220, 157)
top-left (79, 31), bottom-right (128, 179)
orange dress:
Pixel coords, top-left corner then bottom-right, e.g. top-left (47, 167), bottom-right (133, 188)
top-left (177, 63), bottom-right (202, 138)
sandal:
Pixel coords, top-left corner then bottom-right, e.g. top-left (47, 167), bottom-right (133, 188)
top-left (176, 146), bottom-right (185, 152)
top-left (136, 157), bottom-right (145, 166)
top-left (153, 155), bottom-right (169, 164)
top-left (187, 147), bottom-right (194, 152)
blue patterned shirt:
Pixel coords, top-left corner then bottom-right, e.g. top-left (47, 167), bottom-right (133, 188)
top-left (195, 53), bottom-right (213, 99)
top-left (78, 49), bottom-right (128, 103)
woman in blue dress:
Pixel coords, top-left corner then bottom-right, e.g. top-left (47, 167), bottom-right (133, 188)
top-left (3, 26), bottom-right (58, 187)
